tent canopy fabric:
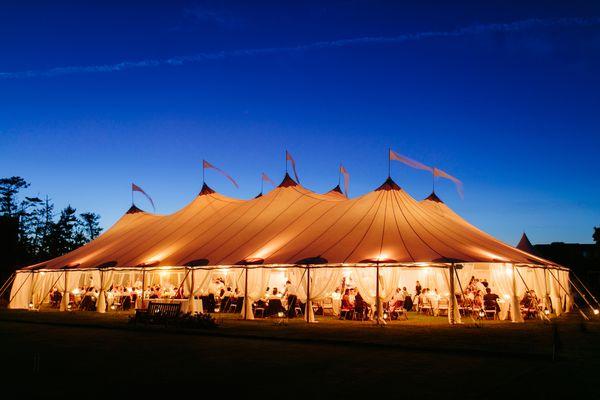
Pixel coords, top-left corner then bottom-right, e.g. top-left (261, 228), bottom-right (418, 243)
top-left (21, 175), bottom-right (561, 271)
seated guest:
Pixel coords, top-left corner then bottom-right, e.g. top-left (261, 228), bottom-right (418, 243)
top-left (390, 288), bottom-right (403, 308)
top-left (265, 294), bottom-right (286, 317)
top-left (483, 288), bottom-right (500, 312)
top-left (520, 291), bottom-right (532, 308)
top-left (402, 287), bottom-right (413, 311)
top-left (354, 292), bottom-right (370, 320)
top-left (473, 290), bottom-right (483, 308)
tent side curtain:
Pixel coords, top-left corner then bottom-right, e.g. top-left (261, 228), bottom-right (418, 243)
top-left (8, 271), bottom-right (32, 309)
top-left (9, 264), bottom-right (571, 317)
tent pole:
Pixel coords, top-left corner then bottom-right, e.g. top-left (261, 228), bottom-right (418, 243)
top-left (98, 269), bottom-right (104, 313)
top-left (448, 264), bottom-right (456, 325)
top-left (375, 264), bottom-right (380, 325)
top-left (60, 270), bottom-right (69, 312)
top-left (27, 271), bottom-right (36, 309)
top-left (306, 266), bottom-right (311, 323)
top-left (244, 267), bottom-right (248, 320)
top-left (141, 269), bottom-right (146, 309)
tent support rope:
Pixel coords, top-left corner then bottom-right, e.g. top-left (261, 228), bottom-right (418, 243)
top-left (0, 272), bottom-right (16, 300)
top-left (8, 271), bottom-right (33, 305)
top-left (547, 268), bottom-right (591, 319)
top-left (571, 272), bottom-right (599, 308)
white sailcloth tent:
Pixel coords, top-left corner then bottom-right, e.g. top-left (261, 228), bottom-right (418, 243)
top-left (8, 174), bottom-right (571, 323)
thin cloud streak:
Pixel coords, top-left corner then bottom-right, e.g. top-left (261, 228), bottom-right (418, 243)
top-left (1, 17), bottom-right (599, 79)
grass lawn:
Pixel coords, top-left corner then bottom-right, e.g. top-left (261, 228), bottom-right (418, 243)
top-left (1, 309), bottom-right (598, 398)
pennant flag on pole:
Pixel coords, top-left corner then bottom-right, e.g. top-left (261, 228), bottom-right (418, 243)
top-left (203, 160), bottom-right (239, 188)
top-left (389, 149), bottom-right (433, 172)
top-left (340, 165), bottom-right (350, 197)
top-left (131, 183), bottom-right (156, 211)
top-left (433, 167), bottom-right (464, 198)
top-left (261, 172), bottom-right (275, 187)
top-left (285, 150), bottom-right (300, 183)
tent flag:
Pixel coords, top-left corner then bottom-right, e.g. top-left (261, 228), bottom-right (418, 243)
top-left (261, 172), bottom-right (275, 187)
top-left (203, 160), bottom-right (239, 189)
top-left (433, 167), bottom-right (464, 198)
top-left (285, 150), bottom-right (300, 183)
top-left (389, 149), bottom-right (433, 172)
top-left (131, 183), bottom-right (155, 211)
top-left (260, 172), bottom-right (275, 193)
top-left (340, 164), bottom-right (350, 197)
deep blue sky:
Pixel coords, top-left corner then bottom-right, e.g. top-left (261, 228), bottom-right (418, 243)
top-left (1, 1), bottom-right (599, 244)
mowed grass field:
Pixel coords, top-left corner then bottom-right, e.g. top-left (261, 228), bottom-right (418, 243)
top-left (1, 309), bottom-right (598, 398)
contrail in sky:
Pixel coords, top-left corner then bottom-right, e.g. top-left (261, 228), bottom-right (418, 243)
top-left (1, 17), bottom-right (598, 79)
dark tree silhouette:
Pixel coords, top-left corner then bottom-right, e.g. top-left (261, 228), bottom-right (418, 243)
top-left (594, 227), bottom-right (600, 246)
top-left (0, 176), bottom-right (102, 281)
top-left (0, 177), bottom-right (29, 216)
top-left (79, 212), bottom-right (102, 241)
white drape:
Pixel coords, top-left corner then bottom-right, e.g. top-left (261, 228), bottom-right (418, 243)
top-left (303, 267), bottom-right (342, 322)
top-left (558, 270), bottom-right (572, 312)
top-left (490, 264), bottom-right (523, 322)
top-left (96, 270), bottom-right (114, 313)
top-left (8, 272), bottom-right (32, 309)
top-left (548, 269), bottom-right (564, 316)
top-left (455, 264), bottom-right (475, 292)
top-left (244, 268), bottom-right (271, 320)
top-left (442, 267), bottom-right (461, 324)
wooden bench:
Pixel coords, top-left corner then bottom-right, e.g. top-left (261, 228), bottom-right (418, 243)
top-left (134, 302), bottom-right (181, 326)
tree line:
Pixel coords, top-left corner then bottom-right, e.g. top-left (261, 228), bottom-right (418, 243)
top-left (0, 176), bottom-right (102, 282)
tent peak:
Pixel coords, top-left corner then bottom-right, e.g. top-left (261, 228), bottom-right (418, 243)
top-left (424, 192), bottom-right (444, 203)
top-left (329, 184), bottom-right (343, 194)
top-left (278, 173), bottom-right (298, 188)
top-left (516, 232), bottom-right (538, 255)
top-left (375, 177), bottom-right (401, 191)
top-left (126, 204), bottom-right (145, 214)
top-left (199, 183), bottom-right (216, 196)
top-left (254, 192), bottom-right (263, 199)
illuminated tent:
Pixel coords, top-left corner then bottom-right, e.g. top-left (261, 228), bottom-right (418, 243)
top-left (8, 174), bottom-right (571, 323)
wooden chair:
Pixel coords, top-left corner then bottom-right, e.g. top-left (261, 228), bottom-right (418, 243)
top-left (321, 297), bottom-right (335, 316)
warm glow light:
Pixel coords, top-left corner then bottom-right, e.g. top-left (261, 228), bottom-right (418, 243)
top-left (159, 270), bottom-right (169, 278)
top-left (544, 309), bottom-right (550, 315)
top-left (72, 288), bottom-right (80, 295)
top-left (40, 272), bottom-right (46, 276)
top-left (277, 312), bottom-right (284, 318)
top-left (594, 309), bottom-right (599, 315)
top-left (503, 294), bottom-right (510, 300)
